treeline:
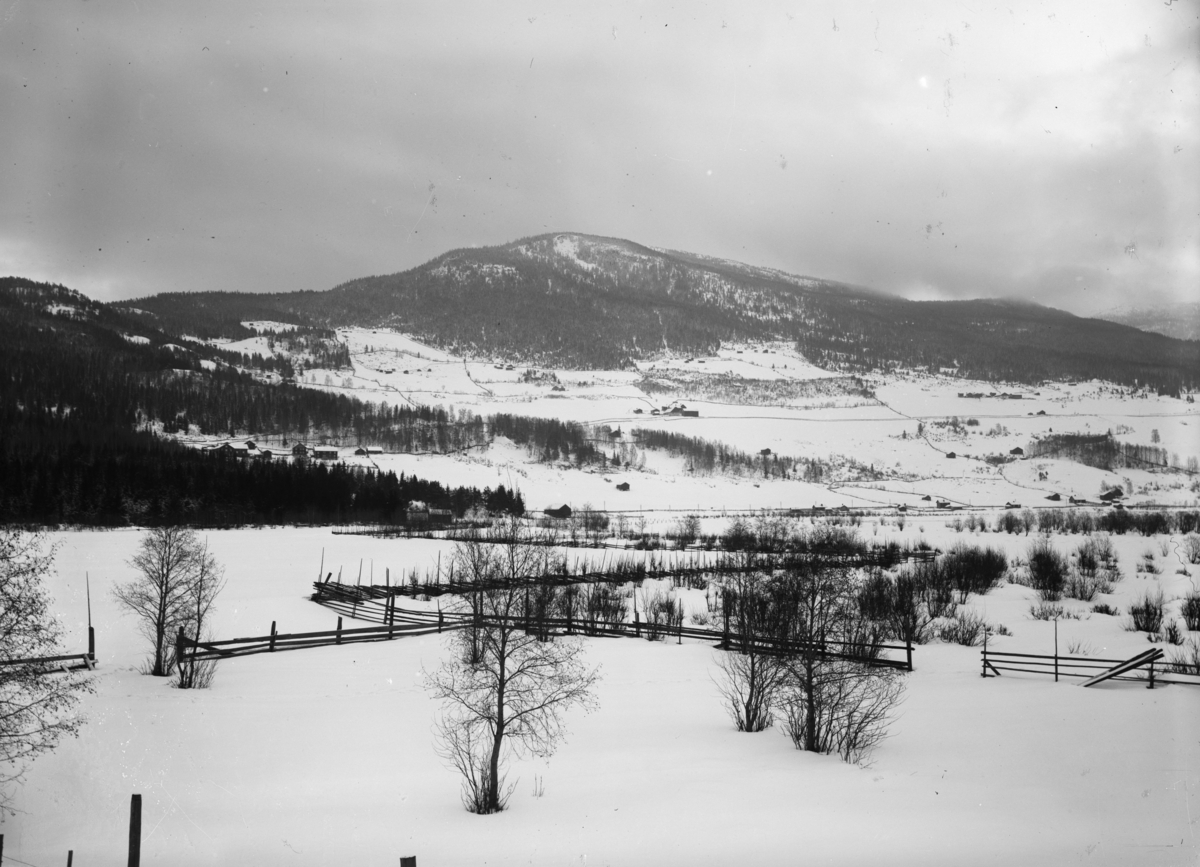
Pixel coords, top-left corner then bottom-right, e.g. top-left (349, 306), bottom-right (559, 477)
top-left (0, 422), bottom-right (523, 527)
top-left (488, 414), bottom-right (602, 465)
top-left (631, 428), bottom-right (846, 482)
top-left (990, 508), bottom-right (1200, 537)
top-left (488, 415), bottom-right (834, 480)
top-left (1025, 433), bottom-right (1173, 470)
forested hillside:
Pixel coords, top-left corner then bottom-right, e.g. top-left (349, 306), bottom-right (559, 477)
top-left (115, 233), bottom-right (1200, 393)
top-left (0, 279), bottom-right (511, 525)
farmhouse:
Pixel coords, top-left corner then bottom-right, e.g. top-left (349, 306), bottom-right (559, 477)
top-left (210, 442), bottom-right (254, 458)
top-left (292, 443), bottom-right (310, 457)
top-left (354, 446), bottom-right (384, 456)
top-left (312, 446), bottom-right (340, 461)
top-left (1009, 446), bottom-right (1025, 456)
top-left (543, 504), bottom-right (573, 519)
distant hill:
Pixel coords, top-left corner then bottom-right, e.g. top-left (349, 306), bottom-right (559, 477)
top-left (1095, 302), bottom-right (1200, 342)
top-left (114, 232), bottom-right (1200, 392)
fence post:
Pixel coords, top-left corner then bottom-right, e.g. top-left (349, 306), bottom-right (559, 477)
top-left (88, 625), bottom-right (96, 662)
top-left (907, 632), bottom-right (914, 673)
top-left (269, 621), bottom-right (277, 653)
top-left (336, 616), bottom-right (343, 645)
top-left (68, 849), bottom-right (74, 866)
top-left (1054, 618), bottom-right (1059, 683)
top-left (1147, 658), bottom-right (1155, 690)
top-left (981, 631), bottom-right (987, 678)
top-left (128, 793), bottom-right (142, 867)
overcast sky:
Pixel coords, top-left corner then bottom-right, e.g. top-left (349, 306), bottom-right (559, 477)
top-left (1, 1), bottom-right (1196, 315)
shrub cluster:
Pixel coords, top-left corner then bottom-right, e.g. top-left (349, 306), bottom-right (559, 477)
top-left (1027, 537), bottom-right (1069, 601)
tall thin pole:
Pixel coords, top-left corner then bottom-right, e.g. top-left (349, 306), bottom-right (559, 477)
top-left (318, 548), bottom-right (325, 582)
top-left (86, 572), bottom-right (95, 660)
top-left (128, 793), bottom-right (142, 867)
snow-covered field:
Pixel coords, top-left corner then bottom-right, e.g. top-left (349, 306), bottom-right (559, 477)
top-left (279, 329), bottom-right (1200, 510)
top-left (5, 524), bottom-right (1200, 865)
top-left (7, 327), bottom-right (1200, 863)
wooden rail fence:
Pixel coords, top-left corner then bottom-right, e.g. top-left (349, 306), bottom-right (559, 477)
top-left (312, 584), bottom-right (914, 671)
top-left (177, 616), bottom-right (445, 662)
top-left (980, 644), bottom-right (1199, 688)
top-left (0, 626), bottom-right (96, 674)
top-left (180, 590), bottom-right (912, 671)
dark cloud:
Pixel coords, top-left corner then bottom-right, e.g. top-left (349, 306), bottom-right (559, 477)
top-left (0, 1), bottom-right (1195, 315)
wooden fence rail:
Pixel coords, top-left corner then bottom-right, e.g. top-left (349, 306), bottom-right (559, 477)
top-left (312, 591), bottom-right (913, 671)
top-left (181, 595), bottom-right (913, 671)
top-left (178, 617), bottom-right (446, 662)
top-left (980, 645), bottom-right (1199, 688)
top-left (0, 627), bottom-right (96, 673)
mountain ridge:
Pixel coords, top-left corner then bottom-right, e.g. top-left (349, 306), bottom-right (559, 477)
top-left (104, 231), bottom-right (1198, 392)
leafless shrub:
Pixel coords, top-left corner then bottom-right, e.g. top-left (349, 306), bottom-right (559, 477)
top-left (713, 649), bottom-right (788, 733)
top-left (777, 661), bottom-right (905, 764)
top-left (937, 610), bottom-right (989, 646)
top-left (1127, 589), bottom-right (1165, 634)
top-left (1167, 638), bottom-right (1200, 675)
top-left (1181, 592), bottom-right (1200, 631)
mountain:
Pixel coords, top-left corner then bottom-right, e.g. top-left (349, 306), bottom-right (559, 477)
top-left (1095, 302), bottom-right (1200, 343)
top-left (114, 232), bottom-right (1200, 392)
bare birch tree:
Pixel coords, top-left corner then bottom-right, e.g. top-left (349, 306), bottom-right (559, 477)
top-left (113, 527), bottom-right (222, 677)
top-left (427, 528), bottom-right (599, 813)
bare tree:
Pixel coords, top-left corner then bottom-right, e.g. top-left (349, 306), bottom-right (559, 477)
top-left (113, 527), bottom-right (221, 677)
top-left (175, 541), bottom-right (225, 689)
top-left (0, 528), bottom-right (91, 800)
top-left (773, 560), bottom-right (905, 763)
top-left (712, 570), bottom-right (789, 732)
top-left (426, 531), bottom-right (599, 814)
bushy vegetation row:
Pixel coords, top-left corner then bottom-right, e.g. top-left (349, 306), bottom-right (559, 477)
top-left (637, 373), bottom-right (874, 406)
top-left (988, 508), bottom-right (1200, 536)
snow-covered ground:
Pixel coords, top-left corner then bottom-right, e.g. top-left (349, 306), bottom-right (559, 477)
top-left (5, 524), bottom-right (1200, 865)
top-left (279, 328), bottom-right (1200, 509)
top-left (9, 327), bottom-right (1199, 863)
